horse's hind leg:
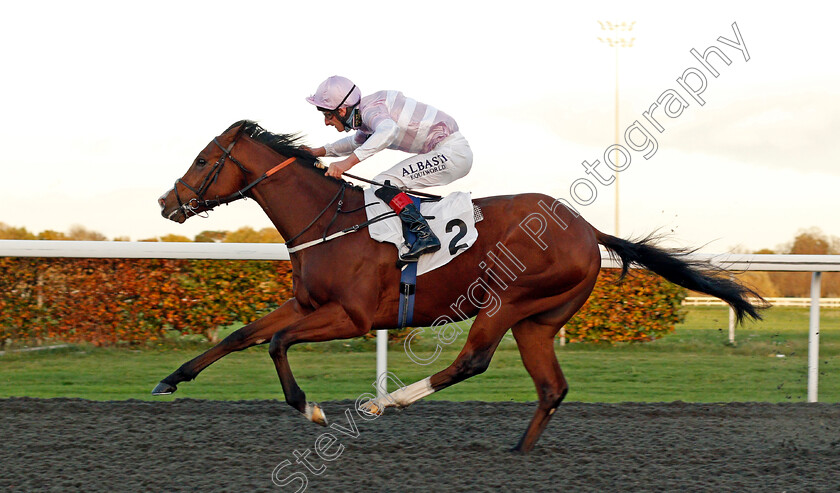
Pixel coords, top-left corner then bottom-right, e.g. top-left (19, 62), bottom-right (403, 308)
top-left (362, 310), bottom-right (511, 414)
top-left (509, 318), bottom-right (569, 453)
top-left (363, 292), bottom-right (584, 415)
top-left (152, 299), bottom-right (306, 395)
top-left (509, 289), bottom-right (593, 452)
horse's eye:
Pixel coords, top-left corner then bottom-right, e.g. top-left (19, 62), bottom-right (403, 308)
top-left (197, 158), bottom-right (207, 167)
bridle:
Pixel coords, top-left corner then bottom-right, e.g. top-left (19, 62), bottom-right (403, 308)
top-left (168, 130), bottom-right (365, 252)
top-left (170, 132), bottom-right (296, 220)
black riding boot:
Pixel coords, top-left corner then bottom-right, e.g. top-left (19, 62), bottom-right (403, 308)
top-left (375, 183), bottom-right (441, 263)
top-left (398, 203), bottom-right (441, 262)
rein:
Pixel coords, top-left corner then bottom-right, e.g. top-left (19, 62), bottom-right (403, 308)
top-left (283, 183), bottom-right (347, 246)
top-left (284, 181), bottom-right (401, 253)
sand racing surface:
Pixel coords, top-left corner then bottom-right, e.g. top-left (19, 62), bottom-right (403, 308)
top-left (2, 398), bottom-right (839, 492)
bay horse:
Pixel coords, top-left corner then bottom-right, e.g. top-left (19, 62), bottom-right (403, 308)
top-left (155, 120), bottom-right (763, 452)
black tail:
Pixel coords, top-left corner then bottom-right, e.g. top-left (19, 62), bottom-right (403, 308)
top-left (595, 230), bottom-right (766, 324)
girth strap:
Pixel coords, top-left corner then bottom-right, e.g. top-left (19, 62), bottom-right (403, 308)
top-left (397, 195), bottom-right (421, 328)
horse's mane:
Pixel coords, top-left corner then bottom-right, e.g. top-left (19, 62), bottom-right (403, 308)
top-left (228, 120), bottom-right (363, 191)
top-left (228, 120), bottom-right (319, 166)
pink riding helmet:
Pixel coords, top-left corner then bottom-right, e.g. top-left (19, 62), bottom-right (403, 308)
top-left (305, 76), bottom-right (361, 111)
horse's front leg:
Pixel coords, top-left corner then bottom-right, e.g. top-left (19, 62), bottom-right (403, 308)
top-left (267, 302), bottom-right (370, 426)
top-left (152, 299), bottom-right (308, 395)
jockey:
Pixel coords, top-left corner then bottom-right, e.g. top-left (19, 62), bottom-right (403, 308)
top-left (304, 75), bottom-right (473, 263)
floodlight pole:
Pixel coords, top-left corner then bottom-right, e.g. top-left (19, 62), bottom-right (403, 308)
top-left (614, 44), bottom-right (620, 237)
top-left (598, 21), bottom-right (635, 237)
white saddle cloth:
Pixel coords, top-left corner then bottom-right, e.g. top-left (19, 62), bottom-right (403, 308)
top-left (363, 188), bottom-right (479, 275)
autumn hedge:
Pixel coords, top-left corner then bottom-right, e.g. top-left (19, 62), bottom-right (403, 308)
top-left (0, 258), bottom-right (686, 346)
top-left (564, 270), bottom-right (687, 343)
top-left (0, 258), bottom-right (293, 346)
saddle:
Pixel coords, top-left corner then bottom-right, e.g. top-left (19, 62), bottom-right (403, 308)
top-left (363, 188), bottom-right (481, 276)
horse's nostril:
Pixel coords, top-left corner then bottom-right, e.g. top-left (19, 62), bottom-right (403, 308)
top-left (158, 190), bottom-right (172, 210)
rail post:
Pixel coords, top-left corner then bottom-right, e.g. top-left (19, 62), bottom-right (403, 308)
top-left (808, 272), bottom-right (822, 403)
top-left (728, 274), bottom-right (736, 344)
top-left (376, 330), bottom-right (388, 399)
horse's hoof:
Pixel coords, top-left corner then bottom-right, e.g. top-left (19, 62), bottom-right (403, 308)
top-left (304, 402), bottom-right (328, 427)
top-left (152, 382), bottom-right (177, 395)
top-left (509, 443), bottom-right (532, 454)
top-left (358, 399), bottom-right (384, 417)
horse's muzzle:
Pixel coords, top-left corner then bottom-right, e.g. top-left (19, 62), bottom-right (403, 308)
top-left (158, 189), bottom-right (187, 223)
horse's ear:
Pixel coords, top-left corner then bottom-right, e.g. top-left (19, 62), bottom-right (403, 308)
top-left (233, 121), bottom-right (249, 139)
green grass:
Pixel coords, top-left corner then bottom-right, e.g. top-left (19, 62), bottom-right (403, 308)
top-left (1, 306), bottom-right (838, 403)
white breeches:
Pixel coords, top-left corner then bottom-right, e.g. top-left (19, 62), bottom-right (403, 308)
top-left (373, 132), bottom-right (472, 190)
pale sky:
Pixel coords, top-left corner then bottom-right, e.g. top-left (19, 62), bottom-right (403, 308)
top-left (2, 1), bottom-right (837, 253)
